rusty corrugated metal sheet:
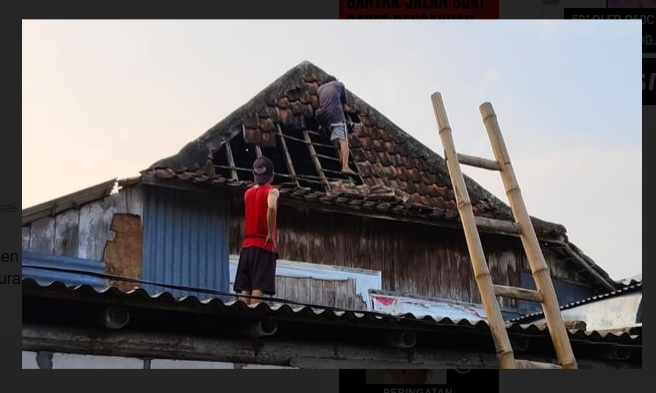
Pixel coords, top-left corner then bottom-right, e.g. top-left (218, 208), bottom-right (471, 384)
top-left (142, 186), bottom-right (230, 300)
top-left (510, 283), bottom-right (643, 324)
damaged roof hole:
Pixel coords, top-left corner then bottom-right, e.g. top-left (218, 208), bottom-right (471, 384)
top-left (282, 133), bottom-right (321, 178)
top-left (212, 145), bottom-right (232, 179)
top-left (260, 135), bottom-right (292, 186)
top-left (304, 116), bottom-right (320, 132)
top-left (307, 131), bottom-right (363, 185)
top-left (225, 132), bottom-right (256, 181)
top-left (348, 112), bottom-right (361, 123)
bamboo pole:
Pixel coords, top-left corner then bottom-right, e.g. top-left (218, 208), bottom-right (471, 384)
top-left (457, 153), bottom-right (501, 171)
top-left (516, 360), bottom-right (563, 369)
top-left (474, 216), bottom-right (521, 234)
top-left (431, 93), bottom-right (516, 369)
top-left (493, 284), bottom-right (543, 303)
top-left (479, 102), bottom-right (577, 369)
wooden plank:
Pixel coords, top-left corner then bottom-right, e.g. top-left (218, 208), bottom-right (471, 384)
top-left (124, 185), bottom-right (144, 219)
top-left (345, 278), bottom-right (356, 309)
top-left (54, 209), bottom-right (80, 257)
top-left (22, 226), bottom-right (31, 251)
top-left (315, 153), bottom-right (341, 163)
top-left (494, 284), bottom-right (543, 303)
top-left (286, 277), bottom-right (299, 304)
top-left (78, 202), bottom-right (105, 260)
top-left (77, 192), bottom-right (128, 261)
top-left (334, 280), bottom-right (348, 309)
top-left (276, 125), bottom-right (299, 186)
top-left (322, 280), bottom-right (336, 308)
top-left (480, 102), bottom-right (577, 369)
top-left (274, 132), bottom-right (335, 149)
top-left (297, 277), bottom-right (311, 306)
top-left (309, 278), bottom-right (323, 307)
top-left (273, 276), bottom-right (286, 306)
top-left (29, 217), bottom-right (55, 254)
top-left (224, 142), bottom-right (239, 181)
top-left (432, 92), bottom-right (515, 369)
top-left (303, 130), bottom-right (329, 188)
top-left (457, 153), bottom-right (500, 171)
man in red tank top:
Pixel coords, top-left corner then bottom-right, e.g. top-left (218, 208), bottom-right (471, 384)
top-left (234, 156), bottom-right (280, 305)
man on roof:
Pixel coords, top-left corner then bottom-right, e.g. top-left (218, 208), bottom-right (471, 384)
top-left (316, 76), bottom-right (357, 175)
top-left (234, 156), bottom-right (280, 306)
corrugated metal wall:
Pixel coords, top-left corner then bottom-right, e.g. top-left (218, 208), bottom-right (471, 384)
top-left (143, 186), bottom-right (230, 300)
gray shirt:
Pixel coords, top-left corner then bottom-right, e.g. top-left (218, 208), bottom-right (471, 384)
top-left (316, 81), bottom-right (347, 126)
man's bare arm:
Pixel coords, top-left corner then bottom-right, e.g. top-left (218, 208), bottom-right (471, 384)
top-left (265, 188), bottom-right (279, 249)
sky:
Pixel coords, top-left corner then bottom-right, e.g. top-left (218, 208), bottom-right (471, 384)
top-left (22, 20), bottom-right (642, 280)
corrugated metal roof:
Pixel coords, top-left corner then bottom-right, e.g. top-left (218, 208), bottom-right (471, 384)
top-left (22, 252), bottom-right (105, 289)
top-left (510, 282), bottom-right (643, 324)
top-left (22, 278), bottom-right (640, 346)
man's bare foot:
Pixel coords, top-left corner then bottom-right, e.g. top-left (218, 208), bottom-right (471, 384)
top-left (342, 168), bottom-right (357, 175)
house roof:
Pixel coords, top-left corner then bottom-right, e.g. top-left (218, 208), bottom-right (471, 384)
top-left (22, 278), bottom-right (641, 366)
top-left (510, 282), bottom-right (642, 324)
top-left (147, 61), bottom-right (566, 237)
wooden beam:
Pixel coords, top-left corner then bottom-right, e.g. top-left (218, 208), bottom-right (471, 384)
top-left (493, 285), bottom-right (543, 303)
top-left (480, 102), bottom-right (577, 369)
top-left (315, 153), bottom-right (342, 163)
top-left (303, 130), bottom-right (329, 189)
top-left (224, 142), bottom-right (239, 181)
top-left (457, 153), bottom-right (500, 171)
top-left (276, 125), bottom-right (299, 187)
top-left (273, 131), bottom-right (335, 149)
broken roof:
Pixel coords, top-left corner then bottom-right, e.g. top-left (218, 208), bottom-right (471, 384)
top-left (148, 60), bottom-right (566, 237)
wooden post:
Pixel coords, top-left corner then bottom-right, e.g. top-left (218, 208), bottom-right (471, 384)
top-left (303, 130), bottom-right (329, 189)
top-left (276, 125), bottom-right (300, 187)
top-left (479, 102), bottom-right (578, 369)
top-left (431, 93), bottom-right (516, 369)
top-left (224, 142), bottom-right (239, 181)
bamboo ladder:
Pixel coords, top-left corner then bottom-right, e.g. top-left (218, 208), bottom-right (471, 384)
top-left (430, 93), bottom-right (577, 370)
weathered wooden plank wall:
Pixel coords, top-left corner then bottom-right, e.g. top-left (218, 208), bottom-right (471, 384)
top-left (229, 198), bottom-right (588, 309)
top-left (274, 277), bottom-right (365, 310)
top-left (22, 185), bottom-right (144, 262)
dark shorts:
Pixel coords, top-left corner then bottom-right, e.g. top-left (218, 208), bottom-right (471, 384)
top-left (234, 247), bottom-right (277, 296)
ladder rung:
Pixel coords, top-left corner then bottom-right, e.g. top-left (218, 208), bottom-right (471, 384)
top-left (457, 153), bottom-right (500, 171)
top-left (494, 284), bottom-right (543, 303)
top-left (474, 216), bottom-right (522, 235)
top-left (515, 360), bottom-right (563, 369)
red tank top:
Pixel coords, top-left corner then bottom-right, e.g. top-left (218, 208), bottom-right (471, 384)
top-left (242, 184), bottom-right (277, 253)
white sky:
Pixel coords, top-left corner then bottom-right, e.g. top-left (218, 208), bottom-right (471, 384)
top-left (22, 20), bottom-right (642, 280)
